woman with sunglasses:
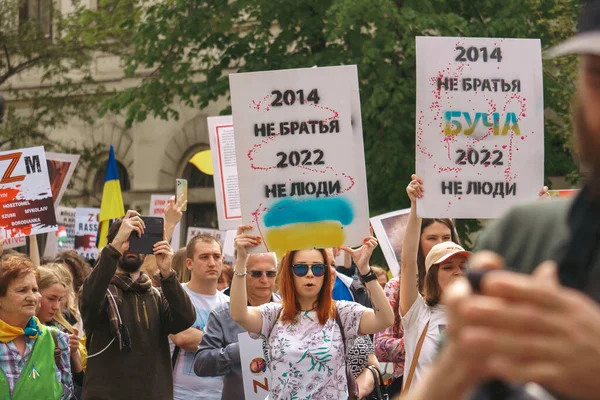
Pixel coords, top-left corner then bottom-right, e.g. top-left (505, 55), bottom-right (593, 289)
top-left (230, 225), bottom-right (394, 400)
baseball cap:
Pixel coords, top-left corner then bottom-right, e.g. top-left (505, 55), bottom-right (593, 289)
top-left (546, 0), bottom-right (600, 58)
top-left (425, 242), bottom-right (472, 273)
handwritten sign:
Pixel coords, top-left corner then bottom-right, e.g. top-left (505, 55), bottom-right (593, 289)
top-left (207, 116), bottom-right (242, 231)
top-left (75, 207), bottom-right (99, 260)
top-left (149, 194), bottom-right (181, 249)
top-left (238, 333), bottom-right (271, 400)
top-left (186, 226), bottom-right (225, 246)
top-left (229, 65), bottom-right (370, 254)
top-left (416, 37), bottom-right (544, 218)
top-left (0, 146), bottom-right (57, 237)
top-left (369, 209), bottom-right (410, 277)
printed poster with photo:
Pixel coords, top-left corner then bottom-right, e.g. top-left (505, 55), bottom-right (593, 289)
top-left (0, 146), bottom-right (57, 238)
top-left (238, 333), bottom-right (271, 400)
top-left (369, 208), bottom-right (410, 277)
top-left (207, 115), bottom-right (242, 231)
top-left (229, 65), bottom-right (370, 254)
top-left (416, 37), bottom-right (544, 218)
top-left (44, 206), bottom-right (76, 258)
top-left (75, 207), bottom-right (100, 260)
top-left (45, 152), bottom-right (80, 207)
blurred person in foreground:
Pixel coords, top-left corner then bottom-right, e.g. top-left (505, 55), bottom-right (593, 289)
top-left (397, 2), bottom-right (600, 399)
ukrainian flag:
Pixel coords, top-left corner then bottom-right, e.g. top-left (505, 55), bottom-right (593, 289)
top-left (97, 145), bottom-right (125, 249)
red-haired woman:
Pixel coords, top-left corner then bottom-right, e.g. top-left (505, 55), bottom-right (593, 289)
top-left (230, 226), bottom-right (394, 400)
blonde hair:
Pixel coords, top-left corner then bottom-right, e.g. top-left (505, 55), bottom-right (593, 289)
top-left (172, 248), bottom-right (190, 283)
top-left (39, 264), bottom-right (78, 332)
top-left (371, 266), bottom-right (387, 279)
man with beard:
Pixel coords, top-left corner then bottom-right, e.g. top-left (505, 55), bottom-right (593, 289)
top-left (395, 2), bottom-right (600, 399)
top-left (169, 234), bottom-right (229, 400)
top-left (79, 210), bottom-right (195, 400)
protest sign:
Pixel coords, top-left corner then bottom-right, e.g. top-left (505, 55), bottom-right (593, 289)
top-left (369, 208), bottom-right (410, 277)
top-left (238, 333), bottom-right (271, 400)
top-left (416, 37), bottom-right (544, 218)
top-left (0, 146), bottom-right (57, 237)
top-left (3, 236), bottom-right (26, 250)
top-left (45, 152), bottom-right (79, 206)
top-left (75, 207), bottom-right (99, 260)
top-left (229, 65), bottom-right (370, 254)
top-left (149, 194), bottom-right (181, 249)
top-left (207, 116), bottom-right (242, 231)
top-left (186, 226), bottom-right (225, 246)
top-left (44, 206), bottom-right (76, 257)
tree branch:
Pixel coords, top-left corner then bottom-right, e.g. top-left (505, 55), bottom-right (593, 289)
top-left (3, 45), bottom-right (12, 73)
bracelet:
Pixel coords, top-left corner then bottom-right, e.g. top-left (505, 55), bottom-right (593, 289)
top-left (359, 268), bottom-right (377, 285)
top-left (234, 270), bottom-right (247, 277)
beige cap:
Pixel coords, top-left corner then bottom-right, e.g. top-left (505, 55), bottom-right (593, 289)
top-left (425, 242), bottom-right (472, 273)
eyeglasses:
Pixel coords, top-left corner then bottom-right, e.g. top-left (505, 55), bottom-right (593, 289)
top-left (249, 270), bottom-right (277, 279)
top-left (292, 264), bottom-right (327, 277)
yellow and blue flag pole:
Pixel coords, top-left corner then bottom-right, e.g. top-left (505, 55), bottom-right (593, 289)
top-left (97, 145), bottom-right (125, 250)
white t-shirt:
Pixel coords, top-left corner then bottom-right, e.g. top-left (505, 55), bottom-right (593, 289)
top-left (170, 284), bottom-right (230, 400)
top-left (401, 293), bottom-right (447, 393)
top-left (250, 300), bottom-right (367, 400)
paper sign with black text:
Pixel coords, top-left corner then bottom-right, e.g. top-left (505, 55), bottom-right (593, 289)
top-left (0, 146), bottom-right (57, 237)
top-left (416, 37), bottom-right (544, 218)
top-left (229, 65), bottom-right (370, 254)
top-left (207, 116), bottom-right (242, 231)
top-left (238, 332), bottom-right (271, 400)
top-left (75, 207), bottom-right (99, 260)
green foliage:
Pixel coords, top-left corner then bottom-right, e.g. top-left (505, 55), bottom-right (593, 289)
top-left (103, 0), bottom-right (583, 263)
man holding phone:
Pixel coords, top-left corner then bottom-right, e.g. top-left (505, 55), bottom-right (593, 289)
top-left (79, 210), bottom-right (196, 400)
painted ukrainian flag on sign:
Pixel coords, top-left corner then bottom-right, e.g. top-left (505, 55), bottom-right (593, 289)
top-left (263, 197), bottom-right (354, 255)
top-left (97, 145), bottom-right (125, 249)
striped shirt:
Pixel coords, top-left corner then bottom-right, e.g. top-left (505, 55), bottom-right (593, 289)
top-left (0, 329), bottom-right (73, 399)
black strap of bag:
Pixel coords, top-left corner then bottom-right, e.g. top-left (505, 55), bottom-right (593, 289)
top-left (171, 345), bottom-right (180, 369)
top-left (366, 365), bottom-right (389, 400)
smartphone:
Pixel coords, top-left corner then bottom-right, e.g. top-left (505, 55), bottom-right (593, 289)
top-left (176, 179), bottom-right (188, 211)
top-left (128, 216), bottom-right (164, 254)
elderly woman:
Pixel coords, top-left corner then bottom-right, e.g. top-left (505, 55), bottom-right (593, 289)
top-left (0, 256), bottom-right (73, 399)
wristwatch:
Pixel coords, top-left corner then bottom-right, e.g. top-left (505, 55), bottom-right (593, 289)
top-left (359, 268), bottom-right (377, 285)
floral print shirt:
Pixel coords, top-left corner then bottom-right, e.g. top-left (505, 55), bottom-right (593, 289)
top-left (251, 300), bottom-right (366, 400)
top-left (373, 277), bottom-right (405, 378)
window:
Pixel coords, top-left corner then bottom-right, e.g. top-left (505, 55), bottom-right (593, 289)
top-left (93, 160), bottom-right (131, 195)
top-left (19, 0), bottom-right (53, 39)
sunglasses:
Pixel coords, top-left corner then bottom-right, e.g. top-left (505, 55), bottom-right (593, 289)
top-left (292, 263), bottom-right (327, 277)
top-left (249, 270), bottom-right (277, 279)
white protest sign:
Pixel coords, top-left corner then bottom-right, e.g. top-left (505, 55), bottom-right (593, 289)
top-left (230, 65), bottom-right (370, 254)
top-left (3, 236), bottom-right (26, 250)
top-left (416, 37), bottom-right (544, 218)
top-left (238, 332), bottom-right (271, 400)
top-left (186, 227), bottom-right (225, 247)
top-left (44, 206), bottom-right (76, 258)
top-left (149, 194), bottom-right (181, 249)
top-left (0, 146), bottom-right (57, 238)
top-left (75, 207), bottom-right (100, 260)
top-left (207, 116), bottom-right (242, 231)
top-left (369, 208), bottom-right (410, 277)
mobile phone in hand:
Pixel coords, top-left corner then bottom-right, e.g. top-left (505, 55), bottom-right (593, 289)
top-left (128, 216), bottom-right (164, 254)
top-left (176, 179), bottom-right (188, 211)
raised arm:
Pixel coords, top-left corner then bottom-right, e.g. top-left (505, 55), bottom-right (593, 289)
top-left (163, 194), bottom-right (186, 242)
top-left (400, 175), bottom-right (423, 316)
top-left (229, 225), bottom-right (264, 335)
top-left (79, 211), bottom-right (145, 331)
top-left (342, 235), bottom-right (394, 335)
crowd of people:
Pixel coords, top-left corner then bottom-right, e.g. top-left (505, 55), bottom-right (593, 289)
top-left (2, 1), bottom-right (600, 399)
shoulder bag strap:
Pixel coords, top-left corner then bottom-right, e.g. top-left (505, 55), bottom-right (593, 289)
top-left (50, 328), bottom-right (61, 367)
top-left (334, 310), bottom-right (359, 400)
top-left (171, 346), bottom-right (181, 369)
top-left (401, 320), bottom-right (429, 394)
